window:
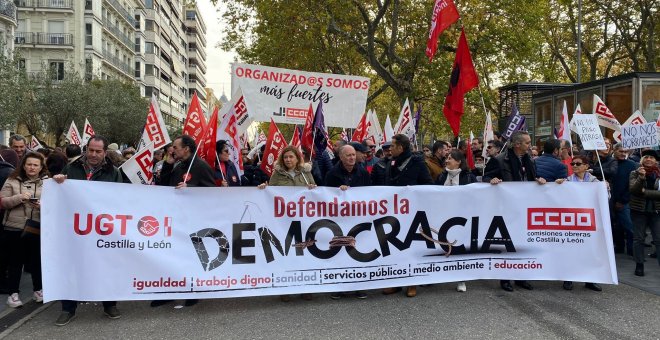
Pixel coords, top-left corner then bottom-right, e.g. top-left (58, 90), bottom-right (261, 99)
top-left (135, 62), bottom-right (141, 78)
top-left (641, 81), bottom-right (660, 122)
top-left (50, 61), bottom-right (65, 81)
top-left (85, 24), bottom-right (92, 46)
top-left (145, 0), bottom-right (153, 9)
top-left (134, 15), bottom-right (141, 29)
top-left (145, 64), bottom-right (154, 76)
top-left (18, 59), bottom-right (26, 71)
top-left (145, 20), bottom-right (154, 32)
top-left (134, 37), bottom-right (140, 53)
top-left (48, 21), bottom-right (65, 44)
top-left (145, 42), bottom-right (154, 53)
top-left (50, 0), bottom-right (65, 7)
top-left (85, 0), bottom-right (92, 10)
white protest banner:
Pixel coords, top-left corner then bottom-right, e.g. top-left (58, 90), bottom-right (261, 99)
top-left (621, 122), bottom-right (658, 150)
top-left (572, 115), bottom-right (606, 150)
top-left (613, 110), bottom-right (647, 143)
top-left (41, 181), bottom-right (616, 302)
top-left (120, 142), bottom-right (154, 185)
top-left (231, 63), bottom-right (369, 128)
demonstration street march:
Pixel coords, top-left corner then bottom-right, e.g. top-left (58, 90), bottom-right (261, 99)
top-left (41, 180), bottom-right (616, 302)
top-left (2, 0), bottom-right (658, 337)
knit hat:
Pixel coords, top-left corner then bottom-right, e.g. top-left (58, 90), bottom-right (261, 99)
top-left (108, 143), bottom-right (119, 151)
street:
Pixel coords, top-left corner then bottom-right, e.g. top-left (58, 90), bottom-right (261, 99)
top-left (1, 254), bottom-right (658, 339)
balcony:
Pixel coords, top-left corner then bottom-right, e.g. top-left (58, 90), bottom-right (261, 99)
top-left (14, 32), bottom-right (73, 47)
top-left (187, 46), bottom-right (206, 61)
top-left (103, 0), bottom-right (135, 27)
top-left (101, 48), bottom-right (134, 77)
top-left (102, 16), bottom-right (134, 50)
top-left (14, 0), bottom-right (73, 10)
top-left (0, 0), bottom-right (16, 24)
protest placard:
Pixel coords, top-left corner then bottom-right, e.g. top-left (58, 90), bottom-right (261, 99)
top-left (621, 122), bottom-right (658, 150)
top-left (572, 115), bottom-right (606, 150)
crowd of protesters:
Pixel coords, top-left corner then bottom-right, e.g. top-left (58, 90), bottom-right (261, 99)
top-left (0, 129), bottom-right (658, 326)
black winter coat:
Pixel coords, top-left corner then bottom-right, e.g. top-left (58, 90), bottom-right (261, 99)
top-left (159, 156), bottom-right (215, 187)
top-left (324, 162), bottom-right (371, 187)
top-left (63, 156), bottom-right (123, 183)
top-left (383, 150), bottom-right (433, 186)
top-left (482, 148), bottom-right (537, 182)
top-left (436, 170), bottom-right (477, 185)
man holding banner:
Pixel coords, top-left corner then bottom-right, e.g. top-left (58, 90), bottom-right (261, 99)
top-left (483, 131), bottom-right (546, 292)
top-left (52, 136), bottom-right (123, 326)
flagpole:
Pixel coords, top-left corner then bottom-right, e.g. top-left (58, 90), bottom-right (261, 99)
top-left (596, 153), bottom-right (606, 182)
top-left (183, 140), bottom-right (204, 185)
top-left (215, 152), bottom-right (226, 180)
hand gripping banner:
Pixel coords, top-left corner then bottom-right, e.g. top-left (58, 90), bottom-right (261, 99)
top-left (41, 181), bottom-right (617, 302)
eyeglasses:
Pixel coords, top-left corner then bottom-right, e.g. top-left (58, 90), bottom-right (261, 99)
top-left (368, 145), bottom-right (376, 149)
top-left (570, 162), bottom-right (584, 166)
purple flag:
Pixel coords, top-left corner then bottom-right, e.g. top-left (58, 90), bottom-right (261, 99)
top-left (414, 105), bottom-right (422, 133)
top-left (503, 103), bottom-right (526, 140)
top-left (313, 101), bottom-right (328, 156)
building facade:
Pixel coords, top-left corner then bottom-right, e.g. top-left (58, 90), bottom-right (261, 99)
top-left (12, 0), bottom-right (207, 131)
top-left (0, 0), bottom-right (16, 145)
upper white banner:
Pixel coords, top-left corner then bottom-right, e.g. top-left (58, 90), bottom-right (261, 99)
top-left (40, 181), bottom-right (616, 302)
top-left (231, 63), bottom-right (370, 128)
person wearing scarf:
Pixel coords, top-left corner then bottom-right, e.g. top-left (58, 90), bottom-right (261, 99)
top-left (436, 150), bottom-right (476, 292)
top-left (628, 149), bottom-right (660, 277)
top-left (556, 155), bottom-right (603, 291)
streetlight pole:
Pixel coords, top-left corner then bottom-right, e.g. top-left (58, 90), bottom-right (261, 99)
top-left (577, 0), bottom-right (582, 83)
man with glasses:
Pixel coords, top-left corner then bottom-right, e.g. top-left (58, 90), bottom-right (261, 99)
top-left (483, 131), bottom-right (546, 292)
top-left (362, 139), bottom-right (380, 170)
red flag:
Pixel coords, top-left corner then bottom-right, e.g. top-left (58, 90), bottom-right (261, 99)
top-left (182, 92), bottom-right (207, 143)
top-left (260, 119), bottom-right (287, 177)
top-left (301, 104), bottom-right (314, 152)
top-left (351, 113), bottom-right (368, 142)
top-left (200, 106), bottom-right (219, 168)
top-left (466, 132), bottom-right (475, 170)
top-left (290, 126), bottom-right (302, 151)
top-left (425, 0), bottom-right (460, 61)
top-left (443, 28), bottom-right (479, 137)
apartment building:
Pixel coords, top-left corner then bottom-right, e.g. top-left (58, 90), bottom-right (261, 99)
top-left (184, 3), bottom-right (207, 112)
top-left (12, 0), bottom-right (208, 130)
top-left (0, 0), bottom-right (16, 145)
top-left (0, 0), bottom-right (16, 53)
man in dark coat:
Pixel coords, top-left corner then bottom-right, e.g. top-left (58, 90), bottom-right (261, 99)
top-left (52, 136), bottom-right (123, 326)
top-left (535, 138), bottom-right (568, 182)
top-left (371, 142), bottom-right (392, 185)
top-left (158, 135), bottom-right (215, 188)
top-left (323, 144), bottom-right (370, 299)
top-left (153, 135), bottom-right (215, 308)
top-left (610, 143), bottom-right (638, 255)
top-left (382, 134), bottom-right (432, 298)
top-left (483, 131), bottom-right (546, 292)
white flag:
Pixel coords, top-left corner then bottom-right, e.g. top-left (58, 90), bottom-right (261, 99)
top-left (383, 114), bottom-right (394, 144)
top-left (120, 142), bottom-right (154, 185)
top-left (393, 98), bottom-right (415, 139)
top-left (66, 121), bottom-right (81, 146)
top-left (481, 112), bottom-right (494, 159)
top-left (365, 109), bottom-right (384, 148)
top-left (570, 104), bottom-right (582, 133)
top-left (28, 136), bottom-right (44, 151)
top-left (217, 104), bottom-right (244, 177)
top-left (593, 94), bottom-right (621, 131)
top-left (228, 87), bottom-right (253, 134)
top-left (139, 94), bottom-right (171, 151)
top-left (81, 118), bottom-right (96, 146)
top-left (613, 110), bottom-right (648, 143)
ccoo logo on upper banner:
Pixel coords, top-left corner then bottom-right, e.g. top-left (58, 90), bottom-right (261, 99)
top-left (527, 208), bottom-right (596, 231)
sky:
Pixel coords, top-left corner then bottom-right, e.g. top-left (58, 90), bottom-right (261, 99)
top-left (196, 0), bottom-right (237, 101)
